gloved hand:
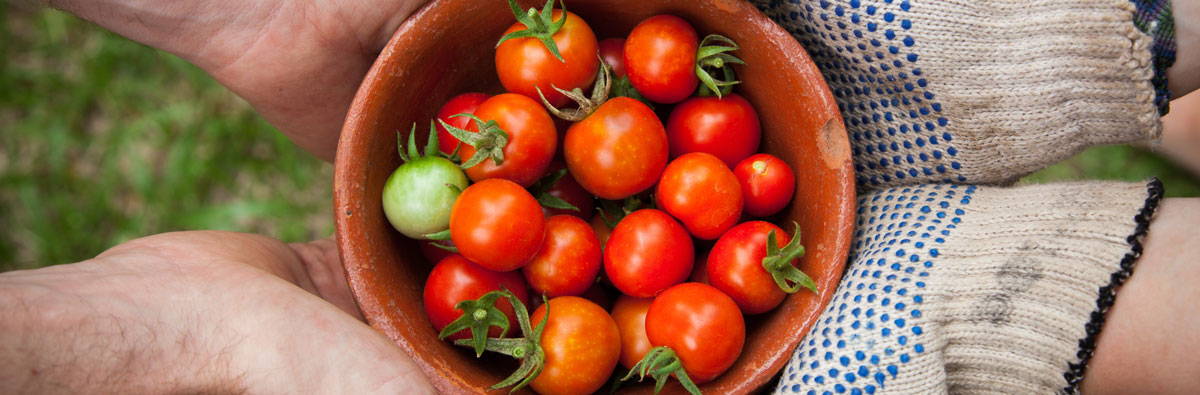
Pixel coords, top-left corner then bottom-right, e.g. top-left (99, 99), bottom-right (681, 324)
top-left (753, 0), bottom-right (1168, 188)
top-left (751, 0), bottom-right (1178, 393)
top-left (779, 180), bottom-right (1160, 394)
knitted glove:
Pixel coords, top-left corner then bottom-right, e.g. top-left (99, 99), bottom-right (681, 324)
top-left (751, 0), bottom-right (1172, 189)
top-left (776, 180), bottom-right (1162, 394)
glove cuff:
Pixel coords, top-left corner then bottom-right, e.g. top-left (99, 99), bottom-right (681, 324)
top-left (934, 1), bottom-right (1162, 184)
top-left (1062, 178), bottom-right (1162, 391)
top-left (777, 180), bottom-right (1163, 394)
top-left (1130, 0), bottom-right (1177, 114)
top-left (923, 179), bottom-right (1163, 393)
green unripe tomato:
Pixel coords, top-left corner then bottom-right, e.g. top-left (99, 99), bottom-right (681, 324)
top-left (382, 156), bottom-right (469, 239)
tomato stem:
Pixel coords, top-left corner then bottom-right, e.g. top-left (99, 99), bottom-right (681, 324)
top-left (762, 222), bottom-right (818, 294)
top-left (536, 57), bottom-right (612, 121)
top-left (498, 0), bottom-right (568, 62)
top-left (397, 121), bottom-right (457, 164)
top-left (450, 292), bottom-right (549, 393)
top-left (529, 168), bottom-right (581, 212)
top-left (596, 195), bottom-right (645, 229)
top-left (438, 290), bottom-right (512, 357)
top-left (621, 346), bottom-right (702, 395)
top-left (438, 114), bottom-right (510, 169)
top-left (695, 34), bottom-right (744, 98)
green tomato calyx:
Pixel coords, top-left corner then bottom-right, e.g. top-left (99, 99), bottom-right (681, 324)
top-left (498, 0), bottom-right (569, 62)
top-left (439, 115), bottom-right (510, 170)
top-left (763, 222), bottom-right (817, 294)
top-left (621, 346), bottom-right (702, 395)
top-left (695, 34), bottom-right (744, 98)
top-left (452, 292), bottom-right (549, 393)
top-left (529, 168), bottom-right (580, 212)
top-left (396, 120), bottom-right (457, 164)
top-left (438, 290), bottom-right (512, 358)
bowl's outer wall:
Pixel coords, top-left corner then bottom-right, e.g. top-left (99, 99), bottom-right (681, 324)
top-left (334, 0), bottom-right (854, 393)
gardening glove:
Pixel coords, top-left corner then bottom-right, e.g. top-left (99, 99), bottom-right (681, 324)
top-left (752, 0), bottom-right (1175, 189)
top-left (777, 180), bottom-right (1162, 394)
top-left (750, 0), bottom-right (1179, 393)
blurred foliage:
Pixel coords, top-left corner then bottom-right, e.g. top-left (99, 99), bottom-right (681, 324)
top-left (1023, 145), bottom-right (1200, 197)
top-left (1, 5), bottom-right (332, 271)
top-left (1, 5), bottom-right (1196, 272)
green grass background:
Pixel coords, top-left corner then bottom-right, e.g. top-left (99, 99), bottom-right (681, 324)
top-left (1, 6), bottom-right (332, 271)
top-left (1, 6), bottom-right (1196, 271)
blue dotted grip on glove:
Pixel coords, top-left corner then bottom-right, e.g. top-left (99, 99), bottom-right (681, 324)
top-left (779, 184), bottom-right (974, 395)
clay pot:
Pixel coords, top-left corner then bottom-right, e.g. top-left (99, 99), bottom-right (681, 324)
top-left (334, 0), bottom-right (854, 393)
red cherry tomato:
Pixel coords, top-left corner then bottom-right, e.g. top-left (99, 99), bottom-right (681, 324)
top-left (523, 215), bottom-right (602, 298)
top-left (598, 37), bottom-right (627, 77)
top-left (435, 92), bottom-right (487, 155)
top-left (496, 10), bottom-right (598, 107)
top-left (423, 255), bottom-right (530, 340)
top-left (450, 179), bottom-right (545, 271)
top-left (656, 152), bottom-right (743, 240)
top-left (666, 94), bottom-right (762, 167)
top-left (460, 93), bottom-right (557, 187)
top-left (707, 221), bottom-right (797, 314)
top-left (529, 296), bottom-right (621, 395)
top-left (624, 15), bottom-right (699, 104)
top-left (611, 295), bottom-right (654, 370)
top-left (646, 282), bottom-right (744, 383)
top-left (419, 240), bottom-right (456, 264)
top-left (604, 209), bottom-right (693, 298)
top-left (564, 97), bottom-right (668, 199)
top-left (734, 153), bottom-right (796, 217)
top-left (540, 163), bottom-right (595, 220)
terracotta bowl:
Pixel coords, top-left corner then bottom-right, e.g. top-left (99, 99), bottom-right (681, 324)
top-left (334, 0), bottom-right (854, 393)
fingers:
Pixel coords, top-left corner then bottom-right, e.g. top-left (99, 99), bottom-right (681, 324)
top-left (81, 231), bottom-right (433, 393)
top-left (97, 231), bottom-right (328, 309)
top-left (289, 237), bottom-right (364, 320)
top-left (1083, 198), bottom-right (1200, 393)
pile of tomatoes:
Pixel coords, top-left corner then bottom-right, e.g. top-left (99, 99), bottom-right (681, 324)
top-left (381, 1), bottom-right (816, 393)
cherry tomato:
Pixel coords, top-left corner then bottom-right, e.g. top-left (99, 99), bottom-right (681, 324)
top-left (666, 94), bottom-right (761, 167)
top-left (734, 153), bottom-right (796, 217)
top-left (604, 209), bottom-right (693, 297)
top-left (708, 221), bottom-right (798, 314)
top-left (564, 97), bottom-right (668, 199)
top-left (529, 296), bottom-right (621, 395)
top-left (459, 93), bottom-right (557, 187)
top-left (656, 152), bottom-right (743, 240)
top-left (646, 282), bottom-right (744, 383)
top-left (624, 15), bottom-right (698, 104)
top-left (450, 179), bottom-right (545, 271)
top-left (611, 295), bottom-right (654, 370)
top-left (598, 38), bottom-right (627, 77)
top-left (523, 215), bottom-right (602, 298)
top-left (496, 10), bottom-right (598, 108)
top-left (423, 255), bottom-right (530, 340)
top-left (540, 163), bottom-right (595, 220)
top-left (419, 240), bottom-right (456, 264)
top-left (435, 92), bottom-right (487, 155)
